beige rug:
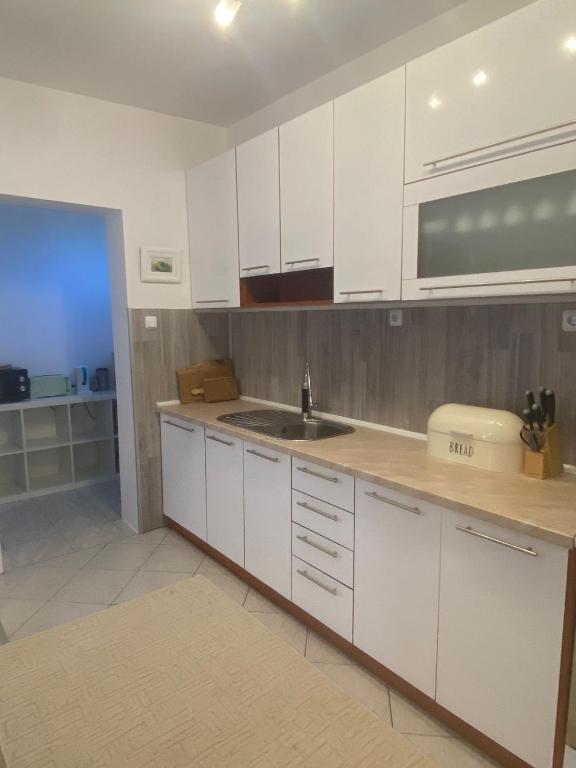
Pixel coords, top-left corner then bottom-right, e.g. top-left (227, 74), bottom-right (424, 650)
top-left (0, 575), bottom-right (437, 768)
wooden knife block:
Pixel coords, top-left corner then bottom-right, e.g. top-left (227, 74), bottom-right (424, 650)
top-left (523, 424), bottom-right (563, 479)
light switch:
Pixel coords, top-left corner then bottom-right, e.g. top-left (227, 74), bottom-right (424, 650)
top-left (144, 315), bottom-right (158, 329)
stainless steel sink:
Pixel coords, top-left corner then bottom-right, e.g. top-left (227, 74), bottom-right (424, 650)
top-left (217, 409), bottom-right (354, 441)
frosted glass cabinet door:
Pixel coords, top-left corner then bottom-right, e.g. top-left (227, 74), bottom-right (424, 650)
top-left (187, 150), bottom-right (240, 309)
top-left (402, 167), bottom-right (576, 299)
top-left (334, 68), bottom-right (404, 303)
top-left (405, 0), bottom-right (576, 183)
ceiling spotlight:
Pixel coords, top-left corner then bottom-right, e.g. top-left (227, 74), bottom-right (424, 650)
top-left (472, 69), bottom-right (488, 87)
top-left (428, 95), bottom-right (442, 110)
top-left (564, 35), bottom-right (576, 53)
top-left (214, 0), bottom-right (242, 28)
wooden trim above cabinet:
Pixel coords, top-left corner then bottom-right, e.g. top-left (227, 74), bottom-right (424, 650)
top-left (240, 267), bottom-right (334, 308)
top-left (166, 517), bottom-right (541, 768)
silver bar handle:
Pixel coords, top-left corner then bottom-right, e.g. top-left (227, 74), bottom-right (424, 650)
top-left (241, 265), bottom-right (270, 272)
top-left (420, 276), bottom-right (576, 291)
top-left (284, 258), bottom-right (320, 266)
top-left (246, 448), bottom-right (279, 463)
top-left (195, 299), bottom-right (230, 304)
top-left (296, 500), bottom-right (338, 522)
top-left (423, 117), bottom-right (576, 168)
top-left (364, 490), bottom-right (421, 515)
top-left (164, 420), bottom-right (195, 433)
top-left (296, 568), bottom-right (337, 596)
top-left (296, 534), bottom-right (338, 558)
top-left (456, 525), bottom-right (538, 557)
top-left (339, 289), bottom-right (383, 295)
top-left (296, 466), bottom-right (339, 484)
top-left (206, 434), bottom-right (234, 447)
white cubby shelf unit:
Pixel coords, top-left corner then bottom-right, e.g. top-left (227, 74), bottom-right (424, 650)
top-left (0, 392), bottom-right (118, 503)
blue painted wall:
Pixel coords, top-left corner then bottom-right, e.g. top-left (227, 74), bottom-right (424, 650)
top-left (0, 203), bottom-right (113, 381)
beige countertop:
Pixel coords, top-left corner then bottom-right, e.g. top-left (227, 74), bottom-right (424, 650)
top-left (158, 400), bottom-right (576, 549)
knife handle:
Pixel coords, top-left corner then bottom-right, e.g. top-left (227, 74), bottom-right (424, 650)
top-left (545, 389), bottom-right (556, 426)
top-left (525, 390), bottom-right (535, 409)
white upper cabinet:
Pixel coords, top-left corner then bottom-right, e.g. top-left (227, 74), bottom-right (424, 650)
top-left (187, 150), bottom-right (240, 309)
top-left (280, 102), bottom-right (334, 272)
top-left (236, 128), bottom-right (281, 277)
top-left (437, 510), bottom-right (567, 768)
top-left (334, 68), bottom-right (405, 302)
top-left (405, 0), bottom-right (576, 184)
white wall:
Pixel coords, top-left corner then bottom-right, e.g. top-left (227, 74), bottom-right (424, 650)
top-left (0, 76), bottom-right (227, 309)
top-left (228, 0), bottom-right (534, 145)
top-left (0, 203), bottom-right (114, 379)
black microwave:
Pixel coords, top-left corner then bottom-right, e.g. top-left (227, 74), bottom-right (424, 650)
top-left (0, 367), bottom-right (30, 403)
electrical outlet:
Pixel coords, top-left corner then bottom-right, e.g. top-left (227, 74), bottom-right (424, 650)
top-left (389, 309), bottom-right (403, 327)
top-left (144, 315), bottom-right (158, 329)
top-left (562, 310), bottom-right (576, 331)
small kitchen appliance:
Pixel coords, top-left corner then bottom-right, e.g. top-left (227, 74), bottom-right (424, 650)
top-left (428, 404), bottom-right (524, 473)
top-left (30, 375), bottom-right (71, 399)
top-left (0, 366), bottom-right (30, 403)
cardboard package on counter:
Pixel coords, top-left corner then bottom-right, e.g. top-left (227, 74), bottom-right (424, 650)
top-left (176, 359), bottom-right (239, 404)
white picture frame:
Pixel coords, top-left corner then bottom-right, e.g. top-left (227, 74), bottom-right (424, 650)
top-left (140, 246), bottom-right (182, 284)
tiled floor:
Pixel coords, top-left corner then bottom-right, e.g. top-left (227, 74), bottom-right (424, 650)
top-left (0, 481), bottom-right (500, 768)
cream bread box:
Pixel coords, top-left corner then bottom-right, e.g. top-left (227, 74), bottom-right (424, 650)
top-left (427, 404), bottom-right (524, 474)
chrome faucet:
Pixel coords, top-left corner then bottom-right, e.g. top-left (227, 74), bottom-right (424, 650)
top-left (302, 362), bottom-right (315, 420)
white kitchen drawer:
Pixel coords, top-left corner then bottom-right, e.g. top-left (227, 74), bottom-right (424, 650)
top-left (292, 490), bottom-right (354, 550)
top-left (292, 522), bottom-right (353, 588)
top-left (292, 458), bottom-right (354, 511)
top-left (292, 556), bottom-right (353, 641)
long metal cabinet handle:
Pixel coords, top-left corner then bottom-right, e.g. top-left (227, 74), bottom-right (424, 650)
top-left (241, 265), bottom-right (270, 272)
top-left (246, 448), bottom-right (279, 463)
top-left (423, 117), bottom-right (576, 168)
top-left (195, 299), bottom-right (230, 304)
top-left (456, 525), bottom-right (538, 557)
top-left (163, 420), bottom-right (195, 433)
top-left (296, 568), bottom-right (338, 595)
top-left (339, 289), bottom-right (384, 295)
top-left (206, 434), bottom-right (234, 447)
top-left (296, 466), bottom-right (339, 483)
top-left (419, 277), bottom-right (576, 291)
top-left (297, 500), bottom-right (339, 521)
top-left (284, 258), bottom-right (320, 266)
top-left (364, 490), bottom-right (421, 515)
top-left (296, 534), bottom-right (338, 558)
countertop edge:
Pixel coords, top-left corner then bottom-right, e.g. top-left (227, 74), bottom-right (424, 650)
top-left (157, 404), bottom-right (576, 550)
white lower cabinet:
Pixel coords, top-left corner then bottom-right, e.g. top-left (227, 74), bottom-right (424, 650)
top-left (437, 511), bottom-right (568, 768)
top-left (292, 556), bottom-right (353, 641)
top-left (205, 429), bottom-right (244, 566)
top-left (160, 417), bottom-right (206, 540)
top-left (244, 442), bottom-right (291, 598)
top-left (353, 481), bottom-right (441, 697)
top-left (292, 522), bottom-right (353, 588)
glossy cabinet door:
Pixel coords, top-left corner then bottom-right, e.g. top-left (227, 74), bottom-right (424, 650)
top-left (405, 0), bottom-right (576, 184)
top-left (437, 510), bottom-right (567, 768)
top-left (160, 417), bottom-right (206, 540)
top-left (334, 68), bottom-right (404, 302)
top-left (236, 128), bottom-right (281, 277)
top-left (187, 150), bottom-right (240, 308)
top-left (205, 429), bottom-right (244, 566)
top-left (280, 102), bottom-right (334, 272)
top-left (353, 481), bottom-right (441, 697)
top-left (244, 441), bottom-right (291, 598)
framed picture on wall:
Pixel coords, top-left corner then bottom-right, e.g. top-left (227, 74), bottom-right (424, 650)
top-left (140, 246), bottom-right (182, 283)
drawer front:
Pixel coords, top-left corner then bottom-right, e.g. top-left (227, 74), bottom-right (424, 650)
top-left (292, 556), bottom-right (353, 641)
top-left (292, 522), bottom-right (353, 587)
top-left (292, 458), bottom-right (354, 511)
top-left (292, 490), bottom-right (354, 550)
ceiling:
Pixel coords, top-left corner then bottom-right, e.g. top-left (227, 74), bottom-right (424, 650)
top-left (0, 0), bottom-right (467, 126)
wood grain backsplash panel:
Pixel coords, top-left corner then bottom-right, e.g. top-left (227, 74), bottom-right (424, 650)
top-left (130, 309), bottom-right (229, 531)
top-left (230, 302), bottom-right (576, 463)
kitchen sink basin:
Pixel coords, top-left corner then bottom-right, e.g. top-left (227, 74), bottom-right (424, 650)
top-left (217, 409), bottom-right (354, 441)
